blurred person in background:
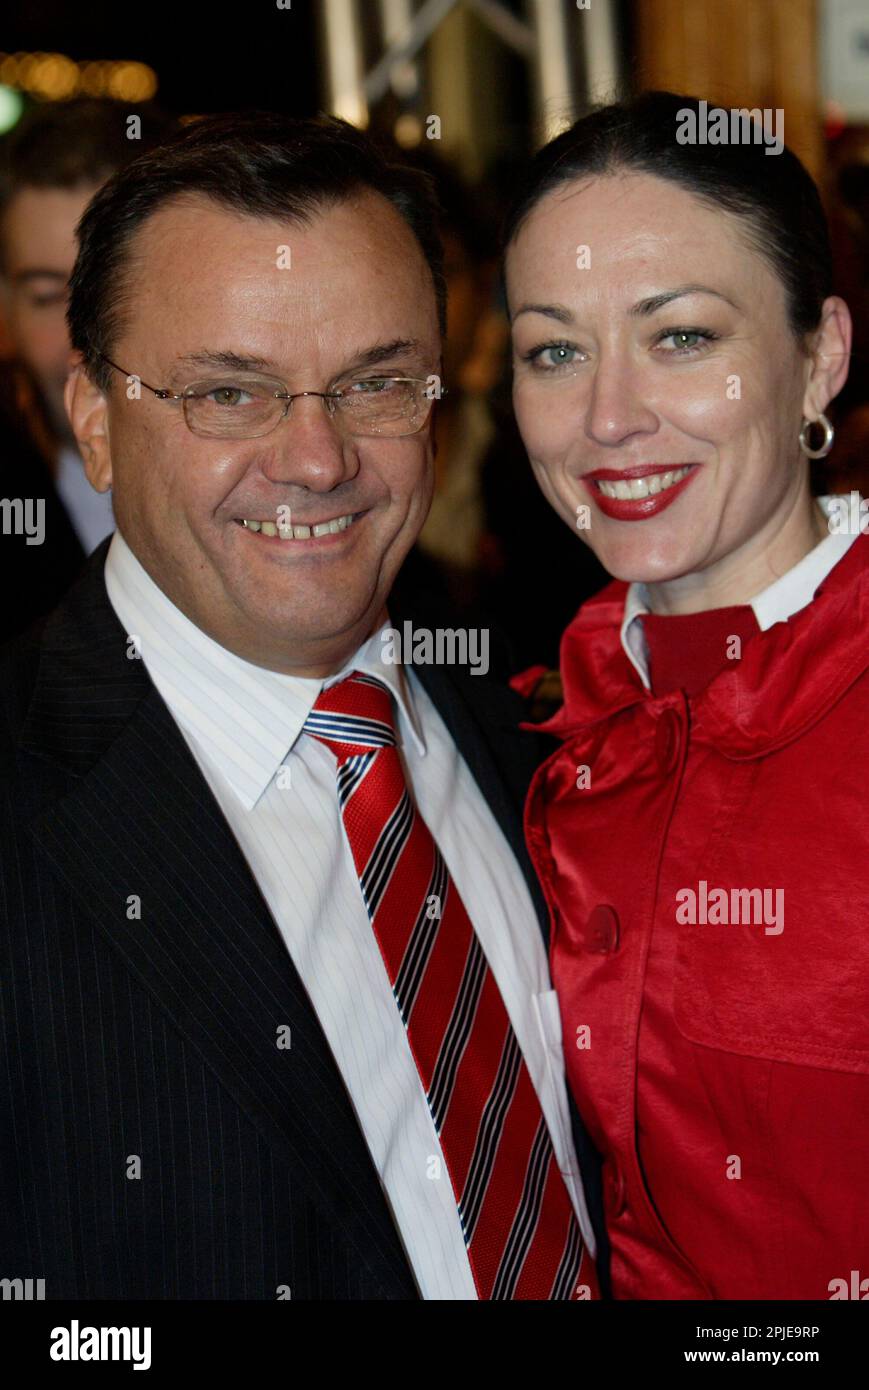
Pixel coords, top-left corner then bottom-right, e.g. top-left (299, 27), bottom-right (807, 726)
top-left (0, 98), bottom-right (176, 641)
top-left (413, 153), bottom-right (501, 594)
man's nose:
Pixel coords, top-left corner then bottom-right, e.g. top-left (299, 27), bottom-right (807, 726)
top-left (258, 394), bottom-right (360, 489)
top-left (584, 351), bottom-right (659, 448)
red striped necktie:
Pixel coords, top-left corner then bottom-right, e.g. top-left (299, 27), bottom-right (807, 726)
top-left (304, 669), bottom-right (598, 1300)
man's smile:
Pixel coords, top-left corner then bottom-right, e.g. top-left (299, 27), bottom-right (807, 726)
top-left (234, 510), bottom-right (362, 540)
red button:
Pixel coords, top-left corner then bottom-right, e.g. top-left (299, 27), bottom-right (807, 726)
top-left (584, 904), bottom-right (620, 954)
top-left (655, 710), bottom-right (679, 770)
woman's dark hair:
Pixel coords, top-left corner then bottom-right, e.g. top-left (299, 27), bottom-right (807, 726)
top-left (67, 110), bottom-right (446, 392)
top-left (502, 90), bottom-right (832, 344)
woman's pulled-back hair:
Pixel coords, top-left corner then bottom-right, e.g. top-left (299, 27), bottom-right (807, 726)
top-left (503, 90), bottom-right (832, 343)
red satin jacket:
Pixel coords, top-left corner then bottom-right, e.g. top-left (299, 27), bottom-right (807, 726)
top-left (523, 531), bottom-right (869, 1300)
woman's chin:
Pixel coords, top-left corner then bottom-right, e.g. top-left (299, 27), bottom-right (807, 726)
top-left (589, 539), bottom-right (699, 587)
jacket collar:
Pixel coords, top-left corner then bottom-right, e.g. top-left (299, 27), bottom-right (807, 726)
top-left (103, 529), bottom-right (427, 810)
top-left (24, 536), bottom-right (528, 776)
top-left (20, 538), bottom-right (550, 933)
top-left (618, 495), bottom-right (858, 690)
top-left (20, 535), bottom-right (150, 774)
top-left (541, 530), bottom-right (869, 760)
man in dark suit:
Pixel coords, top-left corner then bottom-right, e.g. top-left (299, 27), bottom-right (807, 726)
top-left (0, 112), bottom-right (605, 1299)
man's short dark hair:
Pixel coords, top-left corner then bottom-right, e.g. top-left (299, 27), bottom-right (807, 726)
top-left (67, 111), bottom-right (447, 393)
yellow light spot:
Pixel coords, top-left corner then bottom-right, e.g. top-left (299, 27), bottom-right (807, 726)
top-left (30, 54), bottom-right (79, 100)
top-left (107, 61), bottom-right (157, 102)
top-left (393, 114), bottom-right (422, 148)
top-left (79, 61), bottom-right (108, 96)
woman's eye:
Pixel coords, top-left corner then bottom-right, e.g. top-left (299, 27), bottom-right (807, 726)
top-left (656, 329), bottom-right (717, 355)
top-left (528, 344), bottom-right (579, 370)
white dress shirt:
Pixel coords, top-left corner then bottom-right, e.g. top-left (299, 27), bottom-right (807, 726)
top-left (103, 529), bottom-right (595, 1300)
top-left (620, 494), bottom-right (860, 688)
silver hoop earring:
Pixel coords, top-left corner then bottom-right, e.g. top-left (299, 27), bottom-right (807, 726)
top-left (799, 413), bottom-right (834, 459)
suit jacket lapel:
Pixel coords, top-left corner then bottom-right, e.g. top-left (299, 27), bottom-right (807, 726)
top-left (20, 547), bottom-right (418, 1298)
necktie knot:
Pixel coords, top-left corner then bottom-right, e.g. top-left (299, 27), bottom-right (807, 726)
top-left (303, 669), bottom-right (397, 759)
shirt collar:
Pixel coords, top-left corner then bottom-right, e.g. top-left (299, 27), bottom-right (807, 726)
top-left (103, 529), bottom-right (426, 811)
top-left (620, 495), bottom-right (860, 689)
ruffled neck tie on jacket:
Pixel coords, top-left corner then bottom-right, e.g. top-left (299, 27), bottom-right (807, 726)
top-left (303, 669), bottom-right (598, 1300)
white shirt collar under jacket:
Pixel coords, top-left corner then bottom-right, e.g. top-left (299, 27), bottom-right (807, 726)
top-left (620, 494), bottom-right (861, 690)
top-left (103, 528), bottom-right (426, 810)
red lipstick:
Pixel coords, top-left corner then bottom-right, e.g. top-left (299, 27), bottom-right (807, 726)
top-left (584, 463), bottom-right (700, 521)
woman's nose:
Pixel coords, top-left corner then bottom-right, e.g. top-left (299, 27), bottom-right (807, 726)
top-left (584, 354), bottom-right (659, 448)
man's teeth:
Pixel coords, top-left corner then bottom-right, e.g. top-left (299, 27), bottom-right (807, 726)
top-left (596, 466), bottom-right (692, 500)
top-left (241, 513), bottom-right (355, 539)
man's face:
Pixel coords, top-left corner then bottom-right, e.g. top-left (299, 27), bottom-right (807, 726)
top-left (68, 190), bottom-right (441, 675)
top-left (0, 183), bottom-right (101, 442)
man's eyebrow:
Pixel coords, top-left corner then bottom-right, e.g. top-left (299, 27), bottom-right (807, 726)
top-left (172, 349), bottom-right (271, 376)
top-left (341, 339), bottom-right (424, 371)
top-left (629, 285), bottom-right (739, 316)
top-left (171, 339), bottom-right (425, 379)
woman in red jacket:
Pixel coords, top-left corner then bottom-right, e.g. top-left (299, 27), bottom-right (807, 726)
top-left (503, 91), bottom-right (866, 1300)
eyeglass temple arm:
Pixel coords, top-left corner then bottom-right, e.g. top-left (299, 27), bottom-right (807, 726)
top-left (99, 353), bottom-right (177, 399)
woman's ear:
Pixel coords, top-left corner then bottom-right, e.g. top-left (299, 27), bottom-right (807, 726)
top-left (802, 295), bottom-right (852, 421)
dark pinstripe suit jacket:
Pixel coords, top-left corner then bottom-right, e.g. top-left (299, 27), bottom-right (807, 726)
top-left (0, 539), bottom-right (605, 1299)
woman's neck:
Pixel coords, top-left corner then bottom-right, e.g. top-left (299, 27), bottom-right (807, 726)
top-left (645, 492), bottom-right (829, 617)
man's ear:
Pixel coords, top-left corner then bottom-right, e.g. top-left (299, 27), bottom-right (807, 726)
top-left (802, 295), bottom-right (852, 422)
top-left (65, 362), bottom-right (112, 492)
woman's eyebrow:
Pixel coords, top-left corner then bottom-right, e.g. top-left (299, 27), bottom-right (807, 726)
top-left (510, 303), bottom-right (574, 325)
top-left (510, 286), bottom-right (740, 327)
top-left (630, 285), bottom-right (739, 316)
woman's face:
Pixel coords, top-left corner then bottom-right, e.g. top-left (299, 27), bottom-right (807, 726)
top-left (506, 171), bottom-right (839, 600)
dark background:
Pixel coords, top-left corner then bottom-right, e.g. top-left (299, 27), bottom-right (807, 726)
top-left (3, 1), bottom-right (321, 115)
